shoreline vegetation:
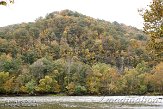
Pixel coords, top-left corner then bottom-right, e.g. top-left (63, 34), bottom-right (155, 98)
top-left (0, 94), bottom-right (163, 97)
top-left (0, 9), bottom-right (163, 96)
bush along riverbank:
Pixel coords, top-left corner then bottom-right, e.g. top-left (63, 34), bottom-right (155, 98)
top-left (0, 62), bottom-right (163, 96)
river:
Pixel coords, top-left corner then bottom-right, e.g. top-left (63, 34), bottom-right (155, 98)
top-left (0, 96), bottom-right (163, 109)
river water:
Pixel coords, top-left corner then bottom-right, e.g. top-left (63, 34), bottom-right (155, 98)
top-left (0, 96), bottom-right (163, 109)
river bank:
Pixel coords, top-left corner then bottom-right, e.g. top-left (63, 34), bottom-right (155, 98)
top-left (0, 96), bottom-right (163, 109)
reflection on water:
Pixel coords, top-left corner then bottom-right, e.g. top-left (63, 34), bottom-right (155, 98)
top-left (0, 96), bottom-right (163, 109)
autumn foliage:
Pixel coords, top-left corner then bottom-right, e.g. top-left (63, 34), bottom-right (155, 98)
top-left (0, 8), bottom-right (162, 95)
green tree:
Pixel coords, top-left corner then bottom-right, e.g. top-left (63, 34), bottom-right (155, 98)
top-left (136, 61), bottom-right (150, 73)
top-left (30, 58), bottom-right (54, 80)
top-left (122, 68), bottom-right (148, 94)
top-left (25, 79), bottom-right (36, 95)
top-left (0, 58), bottom-right (21, 74)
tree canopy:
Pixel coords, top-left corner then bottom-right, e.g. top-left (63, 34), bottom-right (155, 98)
top-left (0, 9), bottom-right (162, 95)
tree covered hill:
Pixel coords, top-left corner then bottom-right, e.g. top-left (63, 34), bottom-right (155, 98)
top-left (0, 10), bottom-right (148, 68)
top-left (0, 10), bottom-right (162, 95)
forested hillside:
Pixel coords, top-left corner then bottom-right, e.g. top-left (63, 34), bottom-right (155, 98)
top-left (0, 10), bottom-right (162, 95)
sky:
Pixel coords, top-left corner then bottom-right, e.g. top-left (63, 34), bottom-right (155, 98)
top-left (0, 0), bottom-right (152, 29)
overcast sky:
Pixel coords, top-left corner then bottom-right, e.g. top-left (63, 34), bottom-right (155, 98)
top-left (0, 0), bottom-right (151, 29)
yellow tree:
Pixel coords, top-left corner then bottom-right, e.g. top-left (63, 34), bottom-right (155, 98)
top-left (4, 77), bottom-right (15, 94)
top-left (0, 71), bottom-right (9, 93)
top-left (140, 0), bottom-right (163, 62)
top-left (36, 76), bottom-right (60, 93)
top-left (151, 62), bottom-right (163, 93)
